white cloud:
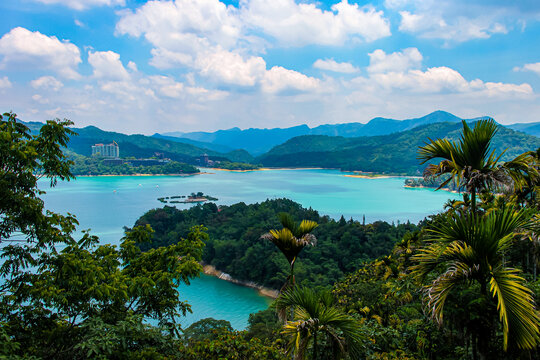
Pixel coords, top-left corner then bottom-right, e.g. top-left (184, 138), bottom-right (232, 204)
top-left (241, 0), bottom-right (391, 46)
top-left (0, 27), bottom-right (81, 79)
top-left (261, 66), bottom-right (320, 94)
top-left (313, 59), bottom-right (358, 73)
top-left (30, 76), bottom-right (64, 91)
top-left (196, 49), bottom-right (266, 86)
top-left (127, 61), bottom-right (138, 72)
top-left (32, 94), bottom-right (49, 104)
top-left (116, 0), bottom-right (241, 60)
top-left (367, 48), bottom-right (422, 73)
top-left (514, 62), bottom-right (540, 76)
top-left (352, 48), bottom-right (533, 98)
top-left (88, 51), bottom-right (130, 80)
top-left (391, 0), bottom-right (515, 43)
top-left (74, 19), bottom-right (85, 27)
top-left (33, 0), bottom-right (125, 10)
top-left (482, 82), bottom-right (533, 96)
top-left (399, 11), bottom-right (507, 42)
top-left (100, 80), bottom-right (143, 101)
top-left (149, 75), bottom-right (185, 98)
top-left (0, 76), bottom-right (12, 89)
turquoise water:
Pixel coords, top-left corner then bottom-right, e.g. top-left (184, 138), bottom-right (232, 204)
top-left (40, 168), bottom-right (460, 329)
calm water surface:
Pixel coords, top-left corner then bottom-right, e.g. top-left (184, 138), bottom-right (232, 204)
top-left (40, 168), bottom-right (460, 329)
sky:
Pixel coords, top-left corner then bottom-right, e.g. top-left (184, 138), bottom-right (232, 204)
top-left (0, 0), bottom-right (539, 134)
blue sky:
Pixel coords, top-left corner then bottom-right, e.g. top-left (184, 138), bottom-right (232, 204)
top-left (0, 0), bottom-right (539, 134)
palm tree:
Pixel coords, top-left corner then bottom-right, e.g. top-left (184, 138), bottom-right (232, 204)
top-left (275, 286), bottom-right (363, 360)
top-left (261, 213), bottom-right (318, 290)
top-left (418, 119), bottom-right (536, 213)
top-left (411, 206), bottom-right (539, 357)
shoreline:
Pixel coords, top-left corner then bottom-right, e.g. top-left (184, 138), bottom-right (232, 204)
top-left (404, 184), bottom-right (459, 194)
top-left (208, 167), bottom-right (329, 172)
top-left (75, 172), bottom-right (202, 177)
top-left (202, 263), bottom-right (279, 299)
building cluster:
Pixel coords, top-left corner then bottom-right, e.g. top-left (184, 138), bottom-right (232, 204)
top-left (197, 153), bottom-right (220, 167)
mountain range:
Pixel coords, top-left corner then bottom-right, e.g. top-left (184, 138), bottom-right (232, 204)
top-left (158, 111), bottom-right (471, 155)
top-left (21, 110), bottom-right (540, 175)
top-left (256, 122), bottom-right (540, 174)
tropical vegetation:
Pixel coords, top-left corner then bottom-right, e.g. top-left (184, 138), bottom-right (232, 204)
top-left (2, 111), bottom-right (539, 359)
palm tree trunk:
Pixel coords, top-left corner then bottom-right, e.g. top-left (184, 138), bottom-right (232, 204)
top-left (471, 188), bottom-right (477, 213)
top-left (534, 251), bottom-right (537, 282)
top-left (312, 331), bottom-right (318, 360)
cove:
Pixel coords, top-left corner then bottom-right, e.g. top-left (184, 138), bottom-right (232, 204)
top-left (40, 168), bottom-right (460, 329)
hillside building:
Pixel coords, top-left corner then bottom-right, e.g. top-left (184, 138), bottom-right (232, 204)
top-left (92, 142), bottom-right (119, 158)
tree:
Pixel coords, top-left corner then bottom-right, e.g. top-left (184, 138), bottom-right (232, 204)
top-left (183, 318), bottom-right (233, 343)
top-left (0, 112), bottom-right (208, 358)
top-left (411, 206), bottom-right (539, 358)
top-left (275, 286), bottom-right (363, 360)
top-left (418, 119), bottom-right (536, 213)
top-left (261, 213), bottom-right (317, 291)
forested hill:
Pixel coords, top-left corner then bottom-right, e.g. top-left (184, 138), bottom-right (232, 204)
top-left (135, 199), bottom-right (419, 290)
top-left (21, 121), bottom-right (254, 164)
top-left (257, 122), bottom-right (540, 174)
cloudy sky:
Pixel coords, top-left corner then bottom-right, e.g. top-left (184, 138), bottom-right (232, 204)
top-left (0, 0), bottom-right (539, 134)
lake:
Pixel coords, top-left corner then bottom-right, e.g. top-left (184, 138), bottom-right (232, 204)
top-left (40, 168), bottom-right (460, 329)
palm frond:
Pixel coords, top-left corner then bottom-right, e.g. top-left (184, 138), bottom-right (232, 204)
top-left (425, 261), bottom-right (476, 324)
top-left (489, 267), bottom-right (540, 350)
top-left (279, 212), bottom-right (298, 234)
top-left (297, 220), bottom-right (318, 237)
top-left (418, 138), bottom-right (458, 165)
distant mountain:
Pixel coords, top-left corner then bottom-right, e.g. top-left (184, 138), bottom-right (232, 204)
top-left (161, 124), bottom-right (311, 155)
top-left (507, 122), bottom-right (540, 137)
top-left (257, 122), bottom-right (540, 175)
top-left (22, 121), bottom-right (254, 164)
top-left (160, 111), bottom-right (465, 155)
top-left (152, 133), bottom-right (235, 153)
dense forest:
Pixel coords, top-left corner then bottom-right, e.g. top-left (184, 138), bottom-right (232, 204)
top-left (69, 155), bottom-right (199, 175)
top-left (213, 161), bottom-right (262, 170)
top-left (136, 199), bottom-right (419, 289)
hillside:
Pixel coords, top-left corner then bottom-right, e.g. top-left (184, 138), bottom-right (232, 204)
top-left (22, 121), bottom-right (254, 164)
top-left (508, 122), bottom-right (540, 137)
top-left (160, 111), bottom-right (465, 155)
top-left (162, 124), bottom-right (311, 155)
top-left (152, 133), bottom-right (236, 153)
top-left (257, 122), bottom-right (540, 174)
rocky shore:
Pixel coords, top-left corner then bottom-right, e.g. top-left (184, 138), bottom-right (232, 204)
top-left (202, 263), bottom-right (280, 299)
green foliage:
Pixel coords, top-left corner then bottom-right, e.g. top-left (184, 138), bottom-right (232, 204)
top-left (136, 199), bottom-right (419, 290)
top-left (0, 112), bottom-right (209, 358)
top-left (69, 154), bottom-right (199, 175)
top-left (183, 317), bottom-right (233, 343)
top-left (247, 308), bottom-right (282, 341)
top-left (275, 286), bottom-right (364, 360)
top-left (215, 161), bottom-right (262, 170)
top-left (412, 207), bottom-right (539, 353)
top-left (179, 330), bottom-right (287, 359)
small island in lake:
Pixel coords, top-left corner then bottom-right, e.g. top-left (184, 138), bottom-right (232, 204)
top-left (404, 176), bottom-right (459, 192)
top-left (158, 192), bottom-right (218, 204)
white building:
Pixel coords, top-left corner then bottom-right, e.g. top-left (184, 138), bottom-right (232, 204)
top-left (92, 141), bottom-right (119, 158)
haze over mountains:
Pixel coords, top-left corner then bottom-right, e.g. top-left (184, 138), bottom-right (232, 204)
top-left (158, 111), bottom-right (468, 155)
